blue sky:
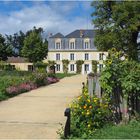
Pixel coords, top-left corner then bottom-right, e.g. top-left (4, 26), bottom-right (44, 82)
top-left (0, 1), bottom-right (94, 35)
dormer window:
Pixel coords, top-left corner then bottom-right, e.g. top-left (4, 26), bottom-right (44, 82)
top-left (70, 42), bottom-right (75, 49)
top-left (84, 42), bottom-right (89, 49)
top-left (84, 38), bottom-right (90, 49)
top-left (69, 38), bottom-right (75, 50)
top-left (55, 38), bottom-right (61, 49)
top-left (56, 42), bottom-right (61, 49)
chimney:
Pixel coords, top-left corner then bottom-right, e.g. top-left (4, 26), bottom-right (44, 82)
top-left (80, 29), bottom-right (83, 38)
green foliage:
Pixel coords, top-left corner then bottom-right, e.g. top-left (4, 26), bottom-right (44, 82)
top-left (120, 61), bottom-right (140, 96)
top-left (88, 120), bottom-right (140, 139)
top-left (69, 87), bottom-right (113, 138)
top-left (6, 31), bottom-right (25, 56)
top-left (33, 61), bottom-right (47, 72)
top-left (91, 1), bottom-right (140, 61)
top-left (32, 72), bottom-right (48, 87)
top-left (0, 70), bottom-right (48, 101)
top-left (100, 48), bottom-right (140, 98)
top-left (0, 34), bottom-right (12, 61)
top-left (76, 60), bottom-right (84, 74)
top-left (62, 59), bottom-right (69, 74)
top-left (0, 71), bottom-right (32, 101)
top-left (91, 60), bottom-right (98, 74)
top-left (55, 73), bottom-right (76, 79)
top-left (100, 48), bottom-right (140, 121)
top-left (47, 60), bottom-right (56, 67)
top-left (21, 27), bottom-right (48, 62)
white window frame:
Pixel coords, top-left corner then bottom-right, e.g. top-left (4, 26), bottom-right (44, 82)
top-left (85, 53), bottom-right (89, 60)
top-left (56, 53), bottom-right (60, 60)
top-left (70, 53), bottom-right (75, 60)
top-left (84, 41), bottom-right (89, 49)
top-left (56, 64), bottom-right (60, 71)
top-left (99, 53), bottom-right (104, 60)
top-left (70, 64), bottom-right (75, 71)
top-left (55, 42), bottom-right (61, 49)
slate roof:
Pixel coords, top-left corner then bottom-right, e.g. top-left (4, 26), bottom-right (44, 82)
top-left (65, 29), bottom-right (95, 38)
top-left (50, 33), bottom-right (64, 38)
top-left (7, 57), bottom-right (29, 63)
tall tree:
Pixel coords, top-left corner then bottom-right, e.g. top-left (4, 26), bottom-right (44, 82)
top-left (21, 28), bottom-right (48, 62)
top-left (91, 1), bottom-right (140, 60)
top-left (6, 30), bottom-right (25, 56)
top-left (0, 34), bottom-right (12, 61)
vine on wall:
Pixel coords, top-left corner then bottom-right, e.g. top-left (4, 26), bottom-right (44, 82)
top-left (76, 60), bottom-right (84, 74)
top-left (62, 59), bottom-right (69, 73)
top-left (92, 60), bottom-right (98, 74)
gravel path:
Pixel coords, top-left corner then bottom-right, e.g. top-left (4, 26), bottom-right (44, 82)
top-left (0, 74), bottom-right (86, 139)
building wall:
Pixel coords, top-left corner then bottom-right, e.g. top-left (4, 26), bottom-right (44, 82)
top-left (44, 51), bottom-right (108, 74)
top-left (9, 63), bottom-right (33, 71)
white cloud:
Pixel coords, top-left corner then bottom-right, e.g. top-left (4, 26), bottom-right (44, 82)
top-left (0, 3), bottom-right (93, 36)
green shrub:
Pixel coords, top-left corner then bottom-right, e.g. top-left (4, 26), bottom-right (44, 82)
top-left (69, 87), bottom-right (113, 138)
top-left (33, 72), bottom-right (48, 87)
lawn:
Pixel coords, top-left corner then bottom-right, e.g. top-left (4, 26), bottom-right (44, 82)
top-left (90, 120), bottom-right (140, 139)
top-left (55, 73), bottom-right (76, 79)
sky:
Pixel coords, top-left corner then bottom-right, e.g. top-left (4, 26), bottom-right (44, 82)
top-left (0, 1), bottom-right (94, 36)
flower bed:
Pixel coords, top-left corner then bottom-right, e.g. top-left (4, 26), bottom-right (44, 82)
top-left (0, 71), bottom-right (60, 101)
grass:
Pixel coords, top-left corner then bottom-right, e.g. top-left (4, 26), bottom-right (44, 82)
top-left (90, 120), bottom-right (140, 139)
top-left (55, 73), bottom-right (76, 79)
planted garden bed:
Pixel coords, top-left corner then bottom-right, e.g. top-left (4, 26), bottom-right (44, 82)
top-left (0, 71), bottom-right (59, 101)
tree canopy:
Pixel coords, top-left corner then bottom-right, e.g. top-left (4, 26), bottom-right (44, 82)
top-left (0, 34), bottom-right (12, 61)
top-left (6, 31), bottom-right (25, 56)
top-left (21, 28), bottom-right (48, 62)
top-left (91, 1), bottom-right (140, 61)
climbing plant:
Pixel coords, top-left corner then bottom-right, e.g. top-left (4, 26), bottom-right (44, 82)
top-left (62, 59), bottom-right (69, 73)
top-left (92, 60), bottom-right (98, 74)
top-left (76, 60), bottom-right (84, 74)
top-left (47, 60), bottom-right (56, 67)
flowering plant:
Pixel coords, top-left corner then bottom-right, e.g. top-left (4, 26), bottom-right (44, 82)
top-left (69, 87), bottom-right (113, 138)
top-left (6, 82), bottom-right (37, 95)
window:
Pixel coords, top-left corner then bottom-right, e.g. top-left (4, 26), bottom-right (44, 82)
top-left (56, 42), bottom-right (61, 49)
top-left (84, 42), bottom-right (89, 49)
top-left (85, 53), bottom-right (89, 60)
top-left (99, 53), bottom-right (104, 60)
top-left (28, 65), bottom-right (34, 71)
top-left (99, 64), bottom-right (103, 72)
top-left (70, 42), bottom-right (75, 49)
top-left (56, 53), bottom-right (60, 60)
top-left (70, 64), bottom-right (75, 71)
top-left (70, 53), bottom-right (74, 60)
top-left (56, 64), bottom-right (60, 71)
top-left (84, 64), bottom-right (89, 72)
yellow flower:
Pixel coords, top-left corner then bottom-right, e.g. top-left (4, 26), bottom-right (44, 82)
top-left (83, 105), bottom-right (87, 109)
top-left (77, 96), bottom-right (81, 100)
top-left (89, 105), bottom-right (92, 109)
top-left (108, 60), bottom-right (112, 65)
top-left (88, 124), bottom-right (91, 127)
top-left (86, 110), bottom-right (90, 115)
top-left (93, 99), bottom-right (97, 103)
top-left (87, 99), bottom-right (90, 103)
